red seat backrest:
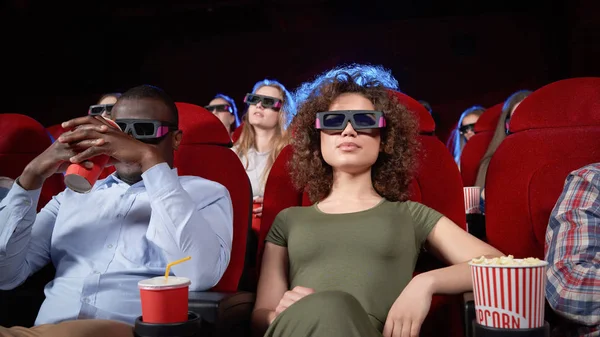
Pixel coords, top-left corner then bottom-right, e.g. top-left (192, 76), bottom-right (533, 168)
top-left (460, 103), bottom-right (503, 186)
top-left (485, 77), bottom-right (600, 259)
top-left (0, 114), bottom-right (65, 211)
top-left (173, 102), bottom-right (251, 292)
top-left (232, 124), bottom-right (243, 144)
top-left (390, 91), bottom-right (436, 134)
top-left (258, 91), bottom-right (465, 337)
top-left (387, 91), bottom-right (465, 230)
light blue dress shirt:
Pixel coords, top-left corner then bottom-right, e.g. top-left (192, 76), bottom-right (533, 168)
top-left (0, 163), bottom-right (233, 325)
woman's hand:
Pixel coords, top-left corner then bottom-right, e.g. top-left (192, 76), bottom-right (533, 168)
top-left (383, 277), bottom-right (433, 337)
top-left (273, 286), bottom-right (315, 322)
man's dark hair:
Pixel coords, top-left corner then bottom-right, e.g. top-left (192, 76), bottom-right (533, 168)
top-left (120, 85), bottom-right (178, 126)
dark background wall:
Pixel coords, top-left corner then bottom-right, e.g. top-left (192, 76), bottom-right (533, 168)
top-left (2, 0), bottom-right (599, 143)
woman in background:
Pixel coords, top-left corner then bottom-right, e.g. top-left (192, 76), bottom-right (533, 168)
top-left (449, 106), bottom-right (485, 167)
top-left (234, 79), bottom-right (296, 217)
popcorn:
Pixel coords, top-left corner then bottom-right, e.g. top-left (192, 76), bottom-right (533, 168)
top-left (470, 255), bottom-right (544, 266)
top-left (470, 255), bottom-right (548, 329)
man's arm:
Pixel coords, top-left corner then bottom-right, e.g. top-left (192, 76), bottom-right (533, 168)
top-left (0, 180), bottom-right (58, 289)
top-left (142, 163), bottom-right (233, 291)
top-left (545, 165), bottom-right (600, 327)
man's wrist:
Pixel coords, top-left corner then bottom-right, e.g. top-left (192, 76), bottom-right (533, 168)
top-left (19, 165), bottom-right (45, 191)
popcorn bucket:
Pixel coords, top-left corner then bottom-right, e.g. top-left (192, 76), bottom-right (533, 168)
top-left (469, 256), bottom-right (548, 329)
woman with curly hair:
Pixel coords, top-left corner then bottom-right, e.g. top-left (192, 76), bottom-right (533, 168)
top-left (234, 79), bottom-right (296, 216)
top-left (251, 65), bottom-right (502, 337)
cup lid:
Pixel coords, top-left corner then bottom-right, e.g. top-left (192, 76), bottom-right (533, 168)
top-left (64, 174), bottom-right (93, 193)
top-left (138, 276), bottom-right (191, 290)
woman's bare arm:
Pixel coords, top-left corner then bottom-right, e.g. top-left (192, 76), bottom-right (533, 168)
top-left (251, 243), bottom-right (290, 337)
top-left (419, 216), bottom-right (504, 294)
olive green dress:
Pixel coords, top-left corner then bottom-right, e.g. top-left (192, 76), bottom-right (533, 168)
top-left (264, 200), bottom-right (443, 337)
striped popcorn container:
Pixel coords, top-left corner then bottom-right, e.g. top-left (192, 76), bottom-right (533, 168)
top-left (463, 186), bottom-right (481, 214)
top-left (469, 260), bottom-right (548, 329)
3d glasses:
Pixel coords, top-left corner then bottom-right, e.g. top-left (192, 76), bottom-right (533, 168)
top-left (244, 93), bottom-right (283, 110)
top-left (115, 119), bottom-right (178, 143)
top-left (459, 123), bottom-right (476, 134)
top-left (204, 104), bottom-right (233, 114)
top-left (88, 104), bottom-right (114, 116)
top-left (315, 110), bottom-right (386, 130)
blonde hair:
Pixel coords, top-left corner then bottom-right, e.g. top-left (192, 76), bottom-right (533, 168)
top-left (235, 79), bottom-right (296, 189)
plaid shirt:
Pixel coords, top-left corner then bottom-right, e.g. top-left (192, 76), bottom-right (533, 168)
top-left (546, 163), bottom-right (600, 337)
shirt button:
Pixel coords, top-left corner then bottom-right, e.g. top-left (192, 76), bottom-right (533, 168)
top-left (107, 244), bottom-right (113, 249)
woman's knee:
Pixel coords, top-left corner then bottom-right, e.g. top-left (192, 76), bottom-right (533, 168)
top-left (290, 290), bottom-right (364, 315)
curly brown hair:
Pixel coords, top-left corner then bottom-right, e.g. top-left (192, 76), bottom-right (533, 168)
top-left (289, 72), bottom-right (420, 203)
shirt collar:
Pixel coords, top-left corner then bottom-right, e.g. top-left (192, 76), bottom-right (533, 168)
top-left (95, 167), bottom-right (179, 189)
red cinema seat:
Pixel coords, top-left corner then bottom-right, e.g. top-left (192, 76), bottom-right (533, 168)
top-left (232, 124), bottom-right (243, 144)
top-left (258, 90), bottom-right (466, 337)
top-left (390, 90), bottom-right (466, 337)
top-left (173, 102), bottom-right (254, 336)
top-left (0, 114), bottom-right (65, 328)
top-left (460, 103), bottom-right (503, 186)
top-left (0, 114), bottom-right (65, 211)
top-left (174, 102), bottom-right (249, 291)
top-left (485, 77), bottom-right (600, 259)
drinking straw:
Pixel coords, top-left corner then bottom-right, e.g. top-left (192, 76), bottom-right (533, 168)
top-left (165, 256), bottom-right (191, 280)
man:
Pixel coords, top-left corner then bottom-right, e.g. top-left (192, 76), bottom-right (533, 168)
top-left (0, 85), bottom-right (233, 335)
top-left (546, 162), bottom-right (600, 337)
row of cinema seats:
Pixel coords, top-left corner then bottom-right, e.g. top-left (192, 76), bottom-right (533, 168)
top-left (459, 77), bottom-right (600, 258)
top-left (459, 78), bottom-right (600, 335)
top-left (1, 77), bottom-right (599, 336)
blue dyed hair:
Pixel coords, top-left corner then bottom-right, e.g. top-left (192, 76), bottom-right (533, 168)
top-left (250, 79), bottom-right (296, 128)
top-left (451, 105), bottom-right (486, 166)
top-left (294, 64), bottom-right (400, 107)
top-left (213, 93), bottom-right (240, 128)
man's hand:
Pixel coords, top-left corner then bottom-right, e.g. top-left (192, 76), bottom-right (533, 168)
top-left (18, 122), bottom-right (107, 190)
top-left (58, 116), bottom-right (165, 172)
